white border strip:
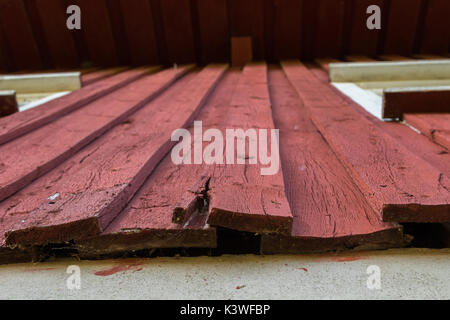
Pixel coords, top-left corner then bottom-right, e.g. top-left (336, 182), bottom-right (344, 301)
top-left (332, 82), bottom-right (383, 119)
top-left (330, 59), bottom-right (450, 82)
top-left (19, 91), bottom-right (70, 112)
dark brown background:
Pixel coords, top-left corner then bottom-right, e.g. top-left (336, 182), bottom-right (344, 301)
top-left (0, 0), bottom-right (449, 71)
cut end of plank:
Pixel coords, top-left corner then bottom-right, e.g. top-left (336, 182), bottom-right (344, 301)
top-left (383, 204), bottom-right (450, 223)
top-left (260, 227), bottom-right (406, 254)
top-left (208, 207), bottom-right (292, 235)
top-left (5, 217), bottom-right (100, 246)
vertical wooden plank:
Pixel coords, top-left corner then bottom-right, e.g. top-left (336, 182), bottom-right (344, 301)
top-left (23, 0), bottom-right (53, 69)
top-left (31, 0), bottom-right (79, 68)
top-left (73, 0), bottom-right (118, 66)
top-left (383, 0), bottom-right (421, 55)
top-left (0, 91), bottom-right (18, 116)
top-left (315, 0), bottom-right (346, 58)
top-left (227, 0), bottom-right (265, 60)
top-left (118, 0), bottom-right (158, 65)
top-left (0, 0), bottom-right (42, 70)
top-left (348, 0), bottom-right (384, 56)
top-left (62, 0), bottom-right (90, 67)
top-left (301, 0), bottom-right (318, 60)
top-left (420, 0), bottom-right (450, 54)
top-left (106, 0), bottom-right (131, 65)
top-left (0, 22), bottom-right (11, 72)
top-left (160, 0), bottom-right (196, 64)
top-left (231, 37), bottom-right (252, 67)
top-left (196, 0), bottom-right (229, 63)
top-left (273, 0), bottom-right (302, 60)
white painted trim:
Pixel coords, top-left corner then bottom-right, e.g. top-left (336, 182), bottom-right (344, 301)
top-left (329, 60), bottom-right (450, 82)
top-left (0, 72), bottom-right (81, 93)
top-left (332, 82), bottom-right (383, 119)
top-left (19, 91), bottom-right (70, 112)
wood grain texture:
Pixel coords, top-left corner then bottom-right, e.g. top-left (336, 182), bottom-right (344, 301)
top-left (0, 0), bottom-right (42, 70)
top-left (0, 66), bottom-right (160, 146)
top-left (3, 65), bottom-right (226, 246)
top-left (282, 60), bottom-right (450, 223)
top-left (0, 66), bottom-right (187, 203)
top-left (260, 66), bottom-right (403, 254)
top-left (174, 63), bottom-right (293, 234)
top-left (404, 113), bottom-right (450, 150)
top-left (81, 66), bottom-right (129, 86)
top-left (383, 88), bottom-right (450, 119)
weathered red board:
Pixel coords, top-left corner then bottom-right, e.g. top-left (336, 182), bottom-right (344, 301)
top-left (347, 0), bottom-right (384, 57)
top-left (0, 66), bottom-right (190, 202)
top-left (173, 63), bottom-right (293, 234)
top-left (0, 66), bottom-right (159, 146)
top-left (4, 65), bottom-right (226, 246)
top-left (404, 113), bottom-right (450, 150)
top-left (271, 0), bottom-right (303, 60)
top-left (383, 0), bottom-right (421, 55)
top-left (74, 69), bottom-right (242, 256)
top-left (282, 60), bottom-right (450, 223)
top-left (260, 66), bottom-right (403, 254)
top-left (383, 89), bottom-right (450, 119)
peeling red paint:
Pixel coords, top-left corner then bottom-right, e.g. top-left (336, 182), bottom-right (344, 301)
top-left (333, 256), bottom-right (363, 262)
top-left (94, 263), bottom-right (144, 276)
